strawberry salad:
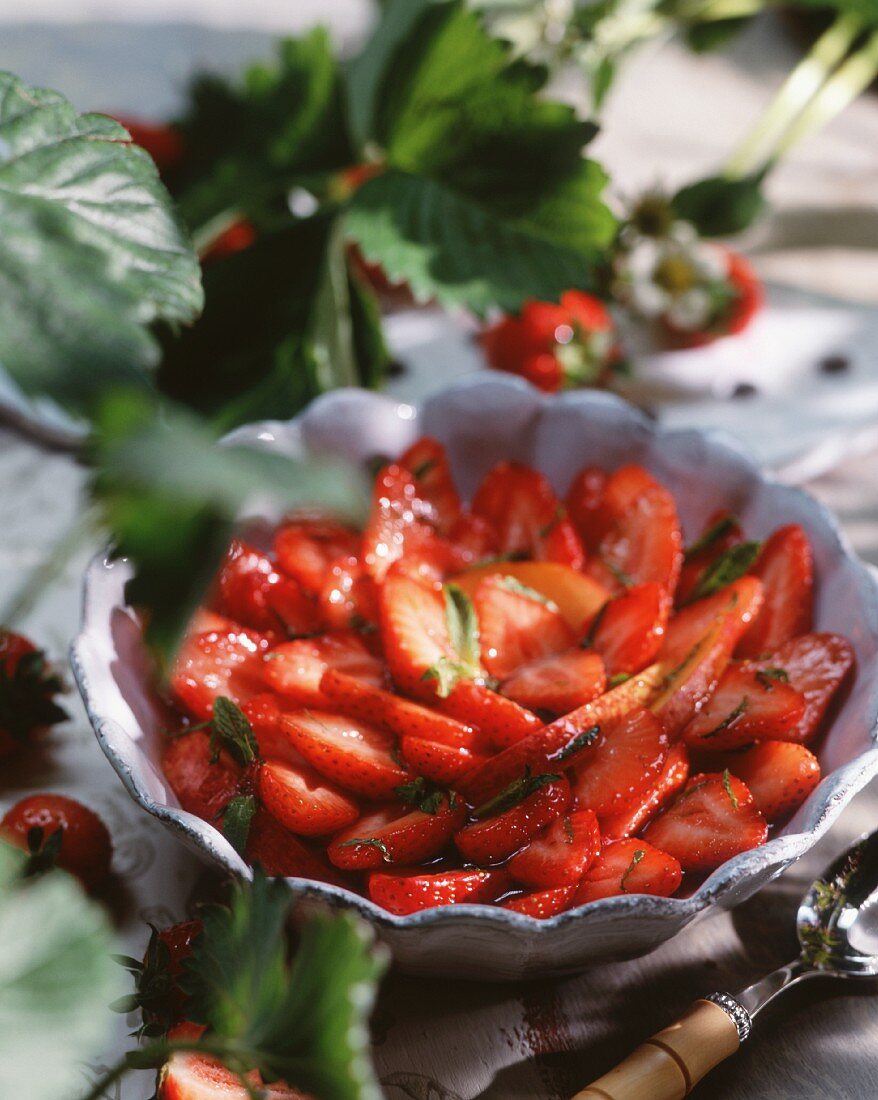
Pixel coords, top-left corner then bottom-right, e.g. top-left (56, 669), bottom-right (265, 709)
top-left (163, 439), bottom-right (854, 918)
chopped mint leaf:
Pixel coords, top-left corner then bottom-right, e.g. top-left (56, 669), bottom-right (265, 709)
top-left (722, 768), bottom-right (739, 810)
top-left (756, 667), bottom-right (789, 690)
top-left (223, 794), bottom-right (257, 855)
top-left (549, 724), bottom-right (600, 765)
top-left (620, 848), bottom-right (646, 891)
top-left (412, 459), bottom-right (436, 480)
top-left (599, 558), bottom-right (634, 589)
top-left (337, 836), bottom-right (392, 861)
top-left (683, 515), bottom-right (739, 562)
top-left (394, 777), bottom-right (448, 815)
top-left (211, 696), bottom-right (259, 766)
top-left (689, 541), bottom-right (761, 602)
top-left (702, 697), bottom-right (748, 739)
top-left (473, 768), bottom-right (562, 821)
top-left (608, 672), bottom-right (632, 688)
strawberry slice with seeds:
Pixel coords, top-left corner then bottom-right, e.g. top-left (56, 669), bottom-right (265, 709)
top-left (737, 524), bottom-right (814, 658)
top-left (280, 711), bottom-right (409, 799)
top-left (212, 539), bottom-right (317, 635)
top-left (600, 743), bottom-right (690, 840)
top-left (438, 680), bottom-right (542, 749)
top-left (460, 664), bottom-right (665, 804)
top-left (245, 807), bottom-right (345, 885)
top-left (586, 582), bottom-right (672, 677)
top-left (454, 774), bottom-right (571, 865)
top-left (474, 574), bottom-right (576, 679)
top-left (722, 741), bottom-right (821, 822)
top-left (158, 1051), bottom-right (305, 1100)
top-left (500, 649), bottom-right (606, 715)
top-left (317, 555), bottom-right (379, 634)
top-left (320, 668), bottom-right (477, 748)
top-left (471, 462), bottom-right (585, 567)
top-left (171, 626), bottom-right (271, 721)
top-left (399, 436), bottom-right (462, 534)
top-left (766, 633), bottom-right (855, 742)
top-left (451, 561), bottom-right (608, 632)
top-left (584, 465), bottom-right (683, 594)
top-left (446, 512), bottom-right (499, 569)
top-left (328, 794), bottom-right (466, 870)
top-left (257, 758), bottom-right (360, 836)
top-left (682, 662), bottom-right (806, 749)
top-left (502, 884), bottom-right (578, 918)
top-left (262, 632), bottom-right (385, 707)
top-left (363, 464), bottom-right (451, 581)
top-left (565, 465), bottom-right (608, 553)
top-left (643, 770), bottom-right (768, 873)
top-left (572, 708), bottom-right (668, 816)
top-left (368, 867), bottom-right (512, 915)
top-left (399, 736), bottom-right (488, 785)
top-left (508, 808), bottom-right (600, 888)
top-left (162, 730), bottom-right (241, 823)
top-left (273, 518), bottom-right (360, 595)
top-left (661, 577), bottom-right (764, 666)
top-left (677, 511), bottom-right (743, 607)
top-left (241, 693), bottom-right (295, 762)
top-left (573, 838), bottom-right (682, 904)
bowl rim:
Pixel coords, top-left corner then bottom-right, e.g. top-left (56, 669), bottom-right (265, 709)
top-left (71, 374), bottom-right (878, 934)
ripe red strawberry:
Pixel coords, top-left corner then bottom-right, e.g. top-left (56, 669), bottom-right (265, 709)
top-left (438, 680), bottom-right (542, 749)
top-left (368, 867), bottom-right (512, 915)
top-left (319, 668), bottom-right (477, 748)
top-left (737, 525), bottom-right (813, 658)
top-left (471, 462), bottom-right (585, 568)
top-left (660, 576), bottom-right (764, 666)
top-left (565, 465), bottom-right (608, 553)
top-left (461, 665), bottom-right (665, 804)
top-left (572, 709), bottom-right (668, 815)
top-left (170, 626), bottom-right (271, 721)
top-left (363, 464), bottom-right (451, 581)
top-left (643, 771), bottom-right (768, 873)
top-left (1, 793), bottom-right (112, 890)
top-left (508, 808), bottom-right (600, 888)
top-left (723, 742), bottom-right (821, 822)
top-left (379, 566), bottom-right (460, 699)
top-left (158, 1051), bottom-right (305, 1100)
top-left (454, 775), bottom-right (571, 865)
top-left (766, 633), bottom-right (855, 742)
top-left (500, 649), bottom-right (606, 715)
top-left (114, 116), bottom-right (184, 174)
top-left (328, 795), bottom-right (466, 870)
top-left (273, 518), bottom-right (360, 595)
top-left (317, 555), bottom-right (379, 634)
top-left (474, 574), bottom-right (576, 679)
top-left (241, 693), bottom-right (286, 758)
top-left (279, 711), bottom-right (409, 799)
top-left (257, 758), bottom-right (359, 836)
top-left (244, 807), bottom-right (345, 886)
top-left (0, 629), bottom-right (67, 756)
top-left (584, 465), bottom-right (683, 594)
top-left (211, 540), bottom-right (319, 635)
top-left (600, 743), bottom-right (690, 840)
top-left (586, 582), bottom-right (672, 676)
top-left (399, 436), bottom-right (462, 534)
top-left (162, 730), bottom-right (241, 823)
top-left (677, 511), bottom-right (744, 606)
top-left (682, 662), bottom-right (806, 749)
top-left (446, 512), bottom-right (498, 569)
top-left (262, 633), bottom-right (384, 707)
top-left (399, 736), bottom-right (488, 785)
top-left (502, 884), bottom-right (578, 918)
top-left (573, 838), bottom-right (682, 904)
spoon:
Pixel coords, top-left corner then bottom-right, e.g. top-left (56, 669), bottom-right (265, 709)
top-left (573, 829), bottom-right (878, 1099)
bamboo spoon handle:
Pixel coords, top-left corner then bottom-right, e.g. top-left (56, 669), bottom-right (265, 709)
top-left (572, 996), bottom-right (750, 1100)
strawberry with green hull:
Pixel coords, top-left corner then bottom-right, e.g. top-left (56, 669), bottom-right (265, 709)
top-left (1, 793), bottom-right (112, 890)
top-left (0, 629), bottom-right (67, 756)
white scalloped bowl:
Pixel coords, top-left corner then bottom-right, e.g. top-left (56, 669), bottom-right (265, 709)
top-left (71, 376), bottom-right (878, 980)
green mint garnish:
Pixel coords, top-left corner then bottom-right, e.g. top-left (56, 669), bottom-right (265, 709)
top-left (581, 599), bottom-right (610, 648)
top-left (210, 696), bottom-right (258, 766)
top-left (701, 697), bottom-right (748, 739)
top-left (550, 724), bottom-right (601, 764)
top-left (337, 837), bottom-right (392, 861)
top-left (620, 848), bottom-right (646, 891)
top-left (756, 667), bottom-right (789, 690)
top-left (722, 768), bottom-right (739, 809)
top-left (222, 794), bottom-right (257, 856)
top-left (608, 672), bottom-right (632, 688)
top-left (689, 541), bottom-right (761, 602)
top-left (683, 515), bottom-right (739, 562)
top-left (394, 777), bottom-right (449, 815)
top-left (473, 768), bottom-right (562, 821)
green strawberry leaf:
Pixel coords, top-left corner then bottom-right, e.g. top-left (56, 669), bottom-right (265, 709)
top-left (0, 72), bottom-right (202, 414)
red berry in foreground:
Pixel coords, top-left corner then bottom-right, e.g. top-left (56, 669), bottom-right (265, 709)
top-left (1, 793), bottom-right (112, 889)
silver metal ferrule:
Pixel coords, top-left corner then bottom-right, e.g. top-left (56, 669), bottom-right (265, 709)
top-left (703, 991), bottom-right (753, 1043)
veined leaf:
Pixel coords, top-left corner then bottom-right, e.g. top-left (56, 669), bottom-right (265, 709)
top-left (0, 72), bottom-right (202, 413)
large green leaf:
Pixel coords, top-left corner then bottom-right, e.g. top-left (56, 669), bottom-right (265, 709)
top-left (0, 844), bottom-right (123, 1100)
top-left (0, 72), bottom-right (202, 412)
top-left (794, 0), bottom-right (878, 27)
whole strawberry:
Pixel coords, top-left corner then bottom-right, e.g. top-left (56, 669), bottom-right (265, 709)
top-left (1, 792), bottom-right (112, 889)
top-left (0, 630), bottom-right (67, 757)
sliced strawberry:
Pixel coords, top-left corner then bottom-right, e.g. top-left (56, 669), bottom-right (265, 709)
top-left (766, 633), bottom-right (855, 742)
top-left (171, 626), bottom-right (270, 721)
top-left (184, 607), bottom-right (238, 637)
top-left (162, 730), bottom-right (241, 823)
top-left (451, 561), bottom-right (608, 631)
top-left (587, 582), bottom-right (672, 676)
top-left (502, 884), bottom-right (578, 918)
top-left (211, 540), bottom-right (309, 634)
top-left (600, 743), bottom-right (690, 840)
top-left (379, 566), bottom-right (461, 699)
top-left (661, 576), bottom-right (764, 666)
top-left (643, 771), bottom-right (768, 873)
top-left (328, 796), bottom-right (466, 870)
top-left (399, 736), bottom-right (488, 785)
top-left (438, 680), bottom-right (542, 749)
top-left (508, 808), bottom-right (600, 888)
top-left (317, 555), bottom-right (379, 634)
top-left (683, 662), bottom-right (806, 749)
top-left (677, 511), bottom-right (743, 607)
top-left (399, 436), bottom-right (462, 534)
top-left (263, 579), bottom-right (323, 637)
top-left (279, 710), bottom-right (409, 799)
top-left (257, 758), bottom-right (359, 836)
top-left (573, 838), bottom-right (681, 903)
top-left (455, 775), bottom-right (571, 865)
top-left (500, 649), bottom-right (606, 715)
top-left (584, 465), bottom-right (683, 595)
top-left (262, 632), bottom-right (384, 707)
top-left (159, 1051), bottom-right (306, 1100)
top-left (446, 512), bottom-right (499, 569)
top-left (737, 525), bottom-right (814, 658)
top-left (368, 867), bottom-right (511, 915)
top-left (565, 465), bottom-right (608, 553)
top-left (474, 574), bottom-right (576, 679)
top-left (363, 463), bottom-right (451, 581)
top-left (461, 664), bottom-right (666, 804)
top-left (471, 462), bottom-right (585, 567)
top-left (274, 518), bottom-right (360, 595)
top-left (320, 668), bottom-right (477, 748)
top-left (245, 807), bottom-right (345, 885)
top-left (723, 741), bottom-right (821, 822)
top-left (241, 693), bottom-right (287, 759)
top-left (572, 708), bottom-right (668, 816)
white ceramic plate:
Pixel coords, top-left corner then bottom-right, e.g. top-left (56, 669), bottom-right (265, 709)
top-left (71, 376), bottom-right (878, 980)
